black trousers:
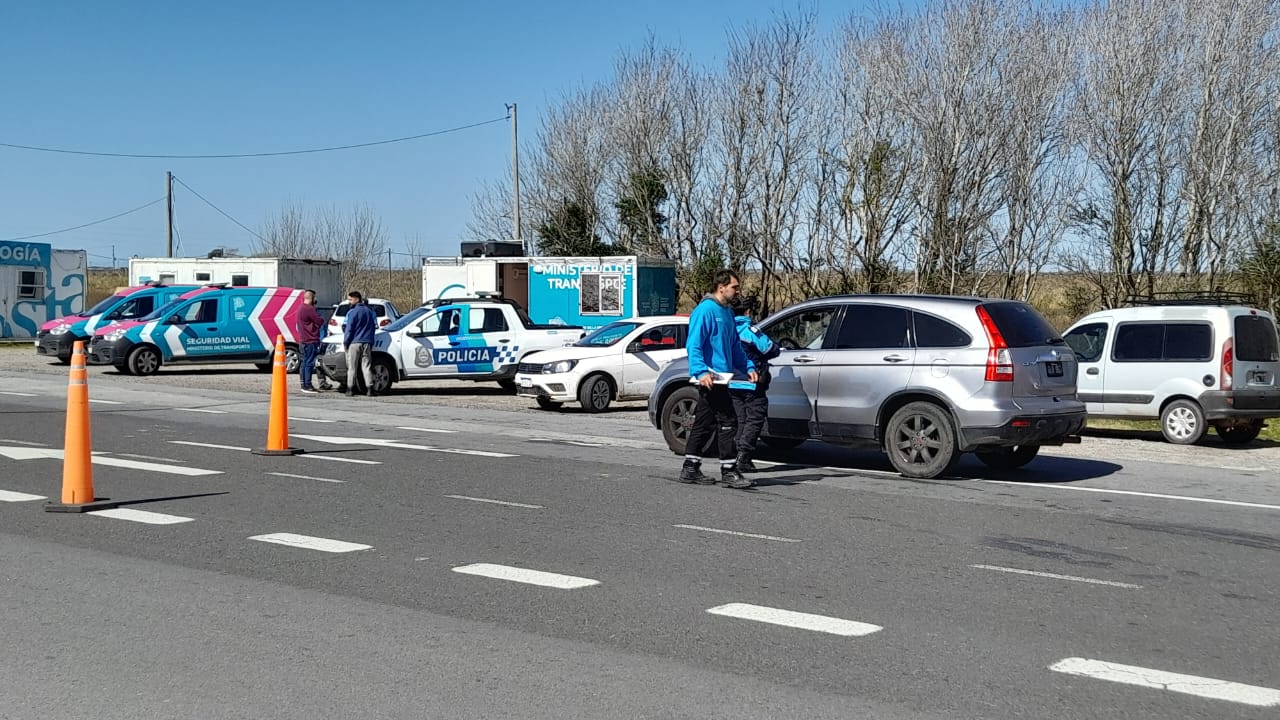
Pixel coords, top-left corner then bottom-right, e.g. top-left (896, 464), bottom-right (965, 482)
top-left (685, 385), bottom-right (738, 461)
top-left (732, 388), bottom-right (769, 454)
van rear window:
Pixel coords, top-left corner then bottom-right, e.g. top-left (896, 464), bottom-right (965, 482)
top-left (978, 302), bottom-right (1064, 348)
top-left (1234, 315), bottom-right (1280, 362)
top-left (335, 303), bottom-right (387, 317)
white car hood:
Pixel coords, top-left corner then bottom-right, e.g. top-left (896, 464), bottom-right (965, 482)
top-left (522, 345), bottom-right (618, 364)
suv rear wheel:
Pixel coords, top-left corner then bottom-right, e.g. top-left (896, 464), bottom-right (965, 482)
top-left (1160, 399), bottom-right (1206, 444)
top-left (975, 445), bottom-right (1040, 471)
top-left (885, 402), bottom-right (958, 478)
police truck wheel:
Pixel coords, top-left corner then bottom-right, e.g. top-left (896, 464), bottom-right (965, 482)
top-left (127, 346), bottom-right (161, 376)
top-left (370, 358), bottom-right (394, 394)
top-left (578, 374), bottom-right (613, 412)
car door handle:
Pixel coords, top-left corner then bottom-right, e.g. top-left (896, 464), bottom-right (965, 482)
top-left (794, 355), bottom-right (818, 364)
top-left (204, 327), bottom-right (218, 331)
top-left (1087, 367), bottom-right (1099, 375)
top-left (498, 339), bottom-right (511, 344)
top-left (883, 354), bottom-right (908, 363)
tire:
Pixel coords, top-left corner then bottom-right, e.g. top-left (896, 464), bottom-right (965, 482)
top-left (370, 357), bottom-right (395, 394)
top-left (884, 401), bottom-right (958, 478)
top-left (761, 435), bottom-right (806, 450)
top-left (661, 385), bottom-right (702, 455)
top-left (975, 445), bottom-right (1041, 471)
top-left (578, 374), bottom-right (613, 412)
top-left (1160, 399), bottom-right (1206, 444)
top-left (497, 379), bottom-right (517, 392)
top-left (255, 362), bottom-right (273, 372)
top-left (1215, 420), bottom-right (1263, 445)
top-left (127, 346), bottom-right (162, 376)
top-left (284, 345), bottom-right (301, 374)
top-left (536, 396), bottom-right (563, 411)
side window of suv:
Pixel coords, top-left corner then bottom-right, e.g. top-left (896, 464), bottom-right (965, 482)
top-left (764, 306), bottom-right (839, 350)
top-left (1065, 322), bottom-right (1108, 363)
top-left (913, 311), bottom-right (971, 348)
top-left (1113, 323), bottom-right (1212, 362)
top-left (833, 305), bottom-right (910, 349)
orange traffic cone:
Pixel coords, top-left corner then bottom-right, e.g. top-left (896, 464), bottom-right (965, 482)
top-left (253, 335), bottom-right (303, 456)
top-left (46, 340), bottom-right (117, 513)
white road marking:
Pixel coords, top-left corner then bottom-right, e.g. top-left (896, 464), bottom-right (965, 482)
top-left (0, 445), bottom-right (220, 476)
top-left (113, 452), bottom-right (176, 462)
top-left (88, 399), bottom-right (122, 405)
top-left (0, 489), bottom-right (46, 502)
top-left (451, 563), bottom-right (600, 589)
top-left (0, 391), bottom-right (38, 397)
top-left (170, 440), bottom-right (250, 452)
top-left (706, 603), bottom-right (882, 637)
top-left (445, 494), bottom-right (543, 509)
top-left (293, 434), bottom-right (516, 458)
top-left (674, 524), bottom-right (800, 543)
top-left (527, 437), bottom-right (605, 447)
top-left (1049, 657), bottom-right (1280, 707)
top-left (249, 532), bottom-right (371, 553)
top-left (289, 416), bottom-right (336, 424)
top-left (178, 408), bottom-right (226, 414)
top-left (267, 472), bottom-right (344, 484)
top-left (88, 508), bottom-right (194, 525)
top-left (0, 438), bottom-right (47, 446)
top-left (970, 564), bottom-right (1142, 589)
top-left (395, 426), bottom-right (457, 434)
top-left (303, 454), bottom-right (381, 465)
top-left (982, 480), bottom-right (1280, 511)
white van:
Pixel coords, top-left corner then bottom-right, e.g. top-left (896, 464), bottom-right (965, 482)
top-left (1063, 294), bottom-right (1280, 444)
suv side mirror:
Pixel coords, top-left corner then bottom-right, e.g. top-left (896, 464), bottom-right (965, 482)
top-left (166, 315), bottom-right (184, 325)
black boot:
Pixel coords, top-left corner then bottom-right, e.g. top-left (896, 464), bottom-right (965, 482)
top-left (736, 451), bottom-right (757, 473)
top-left (721, 466), bottom-right (753, 489)
top-left (677, 460), bottom-right (717, 485)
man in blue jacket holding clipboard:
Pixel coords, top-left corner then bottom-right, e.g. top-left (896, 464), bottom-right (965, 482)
top-left (678, 270), bottom-right (757, 489)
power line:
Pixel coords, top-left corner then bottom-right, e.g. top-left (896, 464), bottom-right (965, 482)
top-left (0, 115), bottom-right (509, 160)
top-left (172, 176), bottom-right (264, 242)
top-left (1, 197), bottom-right (166, 242)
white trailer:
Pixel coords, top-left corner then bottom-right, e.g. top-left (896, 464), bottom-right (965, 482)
top-left (129, 257), bottom-right (343, 307)
top-left (0, 241), bottom-right (87, 339)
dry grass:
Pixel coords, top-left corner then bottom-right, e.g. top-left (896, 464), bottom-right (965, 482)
top-left (1088, 417), bottom-right (1280, 443)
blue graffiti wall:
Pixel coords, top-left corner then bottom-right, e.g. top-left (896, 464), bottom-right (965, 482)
top-left (0, 241), bottom-right (84, 338)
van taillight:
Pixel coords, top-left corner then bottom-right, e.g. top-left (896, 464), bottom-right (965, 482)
top-left (379, 318), bottom-right (390, 327)
top-left (976, 306), bottom-right (1014, 382)
top-left (1221, 338), bottom-right (1233, 390)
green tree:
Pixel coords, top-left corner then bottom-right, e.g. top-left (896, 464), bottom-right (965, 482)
top-left (536, 200), bottom-right (617, 256)
top-left (614, 166), bottom-right (669, 256)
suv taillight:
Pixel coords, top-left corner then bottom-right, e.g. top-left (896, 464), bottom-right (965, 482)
top-left (1221, 338), bottom-right (1233, 390)
top-left (976, 306), bottom-right (1014, 382)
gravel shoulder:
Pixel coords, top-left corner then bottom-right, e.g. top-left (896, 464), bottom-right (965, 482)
top-left (3, 343), bottom-right (1277, 473)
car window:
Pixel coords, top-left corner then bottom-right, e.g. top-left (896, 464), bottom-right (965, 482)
top-left (912, 311), bottom-right (971, 348)
top-left (764, 307), bottom-right (839, 351)
top-left (639, 324), bottom-right (683, 349)
top-left (1235, 315), bottom-right (1280, 362)
top-left (469, 307), bottom-right (508, 333)
top-left (177, 298), bottom-right (219, 324)
top-left (1064, 323), bottom-right (1108, 363)
top-left (425, 307), bottom-right (462, 336)
top-left (86, 294), bottom-right (128, 316)
top-left (833, 305), bottom-right (910, 349)
top-left (335, 302), bottom-right (387, 318)
top-left (113, 295), bottom-right (155, 320)
top-left (577, 321), bottom-right (642, 347)
top-left (979, 301), bottom-right (1065, 347)
top-left (1163, 323), bottom-right (1212, 361)
top-left (1113, 324), bottom-right (1164, 361)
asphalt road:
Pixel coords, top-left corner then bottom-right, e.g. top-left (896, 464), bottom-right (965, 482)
top-left (0, 366), bottom-right (1277, 719)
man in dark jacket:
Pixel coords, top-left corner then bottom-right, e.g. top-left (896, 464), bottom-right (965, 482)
top-left (343, 291), bottom-right (378, 397)
top-left (293, 288), bottom-right (324, 394)
top-left (728, 296), bottom-right (779, 472)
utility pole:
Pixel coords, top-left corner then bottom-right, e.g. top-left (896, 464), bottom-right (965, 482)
top-left (165, 171), bottom-right (174, 258)
top-left (387, 248), bottom-right (393, 298)
top-left (507, 102), bottom-right (523, 254)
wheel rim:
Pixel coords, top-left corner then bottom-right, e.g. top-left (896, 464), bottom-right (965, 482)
top-left (285, 349), bottom-right (300, 373)
top-left (670, 398), bottom-right (697, 443)
top-left (893, 413), bottom-right (943, 466)
top-left (1165, 407), bottom-right (1198, 440)
top-left (591, 379), bottom-right (610, 409)
top-left (136, 350), bottom-right (159, 374)
top-left (372, 364), bottom-right (391, 392)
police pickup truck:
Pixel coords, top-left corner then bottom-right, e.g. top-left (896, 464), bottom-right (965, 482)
top-left (318, 295), bottom-right (585, 394)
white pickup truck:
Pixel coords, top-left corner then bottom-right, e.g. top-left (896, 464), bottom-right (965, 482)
top-left (318, 297), bottom-right (585, 394)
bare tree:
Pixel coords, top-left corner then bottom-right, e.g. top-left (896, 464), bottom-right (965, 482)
top-left (256, 203), bottom-right (386, 290)
top-left (464, 177), bottom-right (514, 242)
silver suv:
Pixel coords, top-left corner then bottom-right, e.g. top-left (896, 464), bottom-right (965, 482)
top-left (647, 294), bottom-right (1086, 478)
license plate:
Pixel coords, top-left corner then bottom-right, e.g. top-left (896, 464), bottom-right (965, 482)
top-left (519, 377), bottom-right (533, 387)
top-left (517, 387), bottom-right (538, 397)
top-left (1045, 361), bottom-right (1063, 377)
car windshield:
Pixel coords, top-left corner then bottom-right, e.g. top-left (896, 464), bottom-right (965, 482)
top-left (138, 297), bottom-right (190, 322)
top-left (84, 294), bottom-right (127, 316)
top-left (576, 321), bottom-right (642, 347)
top-left (383, 306), bottom-right (431, 332)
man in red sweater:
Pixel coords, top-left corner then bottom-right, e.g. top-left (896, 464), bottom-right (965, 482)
top-left (294, 289), bottom-right (324, 394)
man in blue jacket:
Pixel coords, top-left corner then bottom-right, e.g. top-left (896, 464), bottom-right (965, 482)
top-left (729, 296), bottom-right (780, 472)
top-left (679, 270), bottom-right (757, 489)
top-left (343, 291), bottom-right (378, 397)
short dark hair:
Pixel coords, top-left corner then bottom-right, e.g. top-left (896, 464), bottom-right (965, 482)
top-left (347, 290), bottom-right (363, 302)
top-left (711, 270), bottom-right (739, 290)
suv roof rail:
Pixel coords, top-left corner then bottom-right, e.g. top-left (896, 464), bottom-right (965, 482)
top-left (1123, 290), bottom-right (1256, 307)
top-left (202, 282), bottom-right (231, 289)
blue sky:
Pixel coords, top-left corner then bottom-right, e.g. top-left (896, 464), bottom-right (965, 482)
top-left (0, 1), bottom-right (869, 266)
